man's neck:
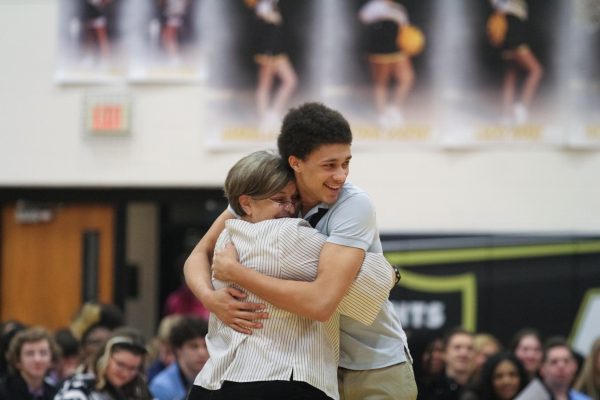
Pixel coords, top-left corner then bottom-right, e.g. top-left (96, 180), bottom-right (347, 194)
top-left (300, 201), bottom-right (319, 216)
top-left (177, 362), bottom-right (195, 386)
top-left (546, 382), bottom-right (570, 400)
top-left (296, 181), bottom-right (319, 216)
top-left (20, 372), bottom-right (44, 392)
top-left (446, 367), bottom-right (471, 386)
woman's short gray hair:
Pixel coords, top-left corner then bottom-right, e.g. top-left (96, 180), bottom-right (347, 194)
top-left (225, 150), bottom-right (293, 216)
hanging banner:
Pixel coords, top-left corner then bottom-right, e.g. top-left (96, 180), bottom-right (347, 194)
top-left (56, 0), bottom-right (126, 84)
top-left (564, 0), bottom-right (600, 148)
top-left (203, 0), bottom-right (438, 150)
top-left (55, 0), bottom-right (599, 150)
top-left (128, 0), bottom-right (207, 83)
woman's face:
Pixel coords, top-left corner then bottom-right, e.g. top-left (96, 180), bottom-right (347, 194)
top-left (83, 327), bottom-right (112, 361)
top-left (492, 360), bottom-right (522, 400)
top-left (245, 181), bottom-right (299, 223)
top-left (475, 342), bottom-right (501, 369)
top-left (105, 349), bottom-right (143, 389)
top-left (424, 339), bottom-right (445, 375)
top-left (515, 334), bottom-right (543, 376)
top-left (16, 339), bottom-right (53, 382)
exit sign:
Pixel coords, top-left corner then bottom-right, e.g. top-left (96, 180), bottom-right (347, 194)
top-left (84, 93), bottom-right (131, 136)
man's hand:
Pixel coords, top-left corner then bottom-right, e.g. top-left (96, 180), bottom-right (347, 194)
top-left (212, 243), bottom-right (241, 282)
top-left (205, 287), bottom-right (268, 335)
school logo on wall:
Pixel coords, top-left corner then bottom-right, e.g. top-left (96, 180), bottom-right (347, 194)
top-left (389, 269), bottom-right (477, 332)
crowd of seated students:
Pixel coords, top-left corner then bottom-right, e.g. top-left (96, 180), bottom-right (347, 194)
top-left (0, 302), bottom-right (208, 400)
top-left (412, 327), bottom-right (599, 400)
top-left (1, 302), bottom-right (599, 400)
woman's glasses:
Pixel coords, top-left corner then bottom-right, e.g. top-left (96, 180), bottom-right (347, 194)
top-left (110, 355), bottom-right (141, 374)
top-left (267, 197), bottom-right (300, 209)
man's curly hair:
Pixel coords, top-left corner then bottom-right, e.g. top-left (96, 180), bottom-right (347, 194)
top-left (277, 102), bottom-right (352, 163)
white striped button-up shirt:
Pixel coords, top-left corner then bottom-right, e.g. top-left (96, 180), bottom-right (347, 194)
top-left (194, 218), bottom-right (395, 400)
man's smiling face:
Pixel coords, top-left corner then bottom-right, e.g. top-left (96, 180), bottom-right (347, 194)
top-left (289, 143), bottom-right (351, 213)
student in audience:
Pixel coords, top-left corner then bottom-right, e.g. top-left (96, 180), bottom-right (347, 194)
top-left (411, 331), bottom-right (445, 396)
top-left (421, 327), bottom-right (475, 400)
top-left (473, 333), bottom-right (503, 373)
top-left (468, 332), bottom-right (503, 388)
top-left (0, 320), bottom-right (27, 379)
top-left (69, 303), bottom-right (125, 372)
top-left (149, 316), bottom-right (208, 400)
top-left (573, 336), bottom-right (600, 398)
top-left (517, 337), bottom-right (591, 400)
top-left (51, 328), bottom-right (81, 383)
top-left (146, 314), bottom-right (183, 382)
top-left (462, 352), bottom-right (528, 400)
top-left (510, 328), bottom-right (543, 380)
top-left (0, 327), bottom-right (60, 400)
top-left (55, 327), bottom-right (152, 400)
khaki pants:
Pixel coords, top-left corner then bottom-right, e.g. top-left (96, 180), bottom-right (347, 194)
top-left (338, 359), bottom-right (418, 400)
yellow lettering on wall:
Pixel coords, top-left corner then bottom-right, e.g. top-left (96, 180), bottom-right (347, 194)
top-left (475, 124), bottom-right (542, 141)
top-left (512, 125), bottom-right (542, 140)
top-left (222, 127), bottom-right (276, 141)
top-left (354, 126), bottom-right (380, 139)
top-left (586, 125), bottom-right (600, 138)
top-left (387, 126), bottom-right (431, 140)
top-left (475, 126), bottom-right (509, 140)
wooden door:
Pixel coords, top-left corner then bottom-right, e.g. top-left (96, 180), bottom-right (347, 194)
top-left (1, 203), bottom-right (115, 330)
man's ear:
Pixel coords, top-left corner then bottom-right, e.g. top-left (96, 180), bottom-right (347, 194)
top-left (239, 195), bottom-right (252, 216)
top-left (288, 155), bottom-right (301, 172)
top-left (173, 347), bottom-right (182, 361)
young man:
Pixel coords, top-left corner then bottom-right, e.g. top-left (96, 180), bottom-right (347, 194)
top-left (421, 327), bottom-right (475, 400)
top-left (540, 339), bottom-right (590, 400)
top-left (516, 337), bottom-right (591, 400)
top-left (184, 102), bottom-right (416, 400)
top-left (0, 327), bottom-right (59, 400)
top-left (150, 316), bottom-right (209, 400)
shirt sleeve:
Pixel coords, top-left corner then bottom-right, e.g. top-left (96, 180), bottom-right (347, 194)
top-left (278, 219), bottom-right (326, 281)
top-left (149, 378), bottom-right (169, 400)
top-left (279, 219), bottom-right (393, 326)
top-left (325, 192), bottom-right (378, 252)
top-left (211, 229), bottom-right (234, 290)
top-left (337, 253), bottom-right (395, 325)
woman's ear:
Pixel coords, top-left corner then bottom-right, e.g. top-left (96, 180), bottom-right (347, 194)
top-left (239, 195), bottom-right (252, 216)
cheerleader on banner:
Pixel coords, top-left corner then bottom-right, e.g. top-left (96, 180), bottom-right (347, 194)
top-left (247, 0), bottom-right (298, 135)
top-left (158, 0), bottom-right (192, 65)
top-left (487, 0), bottom-right (543, 124)
top-left (359, 0), bottom-right (425, 129)
top-left (83, 0), bottom-right (113, 64)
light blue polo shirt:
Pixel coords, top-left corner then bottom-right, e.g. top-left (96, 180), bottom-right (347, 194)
top-left (303, 181), bottom-right (408, 370)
